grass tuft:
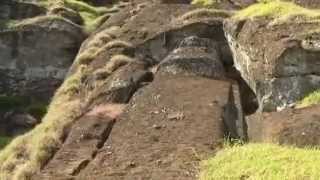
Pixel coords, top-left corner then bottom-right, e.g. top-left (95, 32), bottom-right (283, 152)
top-left (200, 143), bottom-right (320, 180)
top-left (297, 89), bottom-right (320, 108)
top-left (192, 0), bottom-right (219, 6)
top-left (105, 54), bottom-right (135, 73)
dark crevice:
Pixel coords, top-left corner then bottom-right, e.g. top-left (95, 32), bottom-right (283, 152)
top-left (40, 110), bottom-right (88, 170)
top-left (71, 119), bottom-right (116, 176)
top-left (96, 119), bottom-right (116, 149)
top-left (274, 72), bottom-right (320, 79)
top-left (71, 160), bottom-right (90, 176)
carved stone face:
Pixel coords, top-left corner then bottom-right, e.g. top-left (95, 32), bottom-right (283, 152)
top-left (157, 36), bottom-right (226, 79)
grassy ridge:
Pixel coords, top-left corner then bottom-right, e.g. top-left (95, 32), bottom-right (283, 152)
top-left (200, 143), bottom-right (320, 180)
top-left (233, 1), bottom-right (320, 20)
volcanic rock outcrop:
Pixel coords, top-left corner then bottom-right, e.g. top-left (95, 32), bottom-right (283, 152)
top-left (3, 1), bottom-right (320, 180)
top-left (225, 16), bottom-right (320, 112)
top-left (30, 2), bottom-right (246, 180)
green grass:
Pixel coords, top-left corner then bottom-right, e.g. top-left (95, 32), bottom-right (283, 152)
top-left (200, 143), bottom-right (320, 180)
top-left (297, 89), bottom-right (320, 108)
top-left (0, 137), bottom-right (12, 150)
top-left (63, 0), bottom-right (108, 32)
top-left (233, 1), bottom-right (320, 22)
top-left (192, 0), bottom-right (219, 6)
top-left (64, 0), bottom-right (107, 15)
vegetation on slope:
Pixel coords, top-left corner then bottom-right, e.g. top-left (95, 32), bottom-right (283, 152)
top-left (0, 20), bottom-right (127, 179)
top-left (297, 90), bottom-right (320, 108)
top-left (233, 0), bottom-right (320, 24)
top-left (200, 143), bottom-right (320, 180)
top-left (0, 66), bottom-right (88, 180)
top-left (60, 0), bottom-right (109, 32)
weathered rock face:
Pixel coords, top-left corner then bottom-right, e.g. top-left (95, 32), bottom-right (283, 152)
top-left (158, 36), bottom-right (226, 78)
top-left (0, 0), bottom-right (46, 20)
top-left (247, 105), bottom-right (320, 147)
top-left (0, 111), bottom-right (39, 136)
top-left (32, 3), bottom-right (247, 179)
top-left (293, 0), bottom-right (320, 8)
top-left (5, 1), bottom-right (320, 179)
top-left (224, 18), bottom-right (320, 112)
top-left (0, 0), bottom-right (86, 139)
top-left (0, 17), bottom-right (85, 100)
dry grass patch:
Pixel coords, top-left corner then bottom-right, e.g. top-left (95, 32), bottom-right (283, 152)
top-left (92, 40), bottom-right (133, 58)
top-left (105, 54), bottom-right (135, 73)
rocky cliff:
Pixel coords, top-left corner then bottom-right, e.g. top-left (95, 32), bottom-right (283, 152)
top-left (1, 0), bottom-right (320, 180)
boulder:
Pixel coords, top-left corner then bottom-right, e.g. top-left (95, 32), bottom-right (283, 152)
top-left (2, 110), bottom-right (39, 136)
top-left (0, 16), bottom-right (85, 100)
top-left (247, 105), bottom-right (320, 147)
top-left (224, 17), bottom-right (320, 111)
top-left (0, 0), bottom-right (46, 20)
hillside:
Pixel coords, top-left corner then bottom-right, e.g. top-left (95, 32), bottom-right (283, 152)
top-left (1, 0), bottom-right (320, 179)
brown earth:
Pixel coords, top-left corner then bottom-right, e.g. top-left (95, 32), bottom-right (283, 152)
top-left (31, 2), bottom-right (245, 179)
top-left (247, 105), bottom-right (320, 147)
top-left (77, 74), bottom-right (235, 180)
top-left (34, 115), bottom-right (115, 179)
